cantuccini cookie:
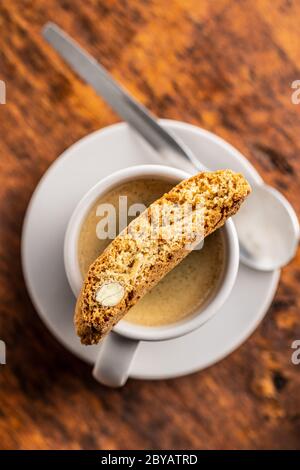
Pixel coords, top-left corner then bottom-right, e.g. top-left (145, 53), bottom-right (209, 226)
top-left (75, 170), bottom-right (251, 344)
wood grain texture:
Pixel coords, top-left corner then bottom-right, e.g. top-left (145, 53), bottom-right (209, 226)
top-left (0, 0), bottom-right (300, 450)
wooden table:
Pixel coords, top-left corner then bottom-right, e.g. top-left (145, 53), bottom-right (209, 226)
top-left (0, 0), bottom-right (300, 450)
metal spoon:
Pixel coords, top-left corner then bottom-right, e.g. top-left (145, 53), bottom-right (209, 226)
top-left (42, 22), bottom-right (299, 271)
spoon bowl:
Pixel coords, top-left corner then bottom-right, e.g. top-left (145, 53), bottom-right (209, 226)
top-left (234, 184), bottom-right (299, 271)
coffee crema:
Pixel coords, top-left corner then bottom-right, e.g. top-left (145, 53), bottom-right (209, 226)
top-left (78, 179), bottom-right (225, 327)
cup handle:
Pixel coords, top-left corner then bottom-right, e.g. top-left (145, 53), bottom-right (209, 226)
top-left (92, 332), bottom-right (139, 387)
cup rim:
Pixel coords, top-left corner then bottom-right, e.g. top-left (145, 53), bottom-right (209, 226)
top-left (64, 164), bottom-right (239, 341)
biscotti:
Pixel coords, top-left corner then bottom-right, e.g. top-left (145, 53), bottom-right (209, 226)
top-left (75, 170), bottom-right (251, 344)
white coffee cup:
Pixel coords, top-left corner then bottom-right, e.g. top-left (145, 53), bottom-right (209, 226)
top-left (64, 165), bottom-right (239, 387)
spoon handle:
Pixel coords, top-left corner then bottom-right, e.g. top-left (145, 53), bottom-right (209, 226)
top-left (42, 22), bottom-right (203, 171)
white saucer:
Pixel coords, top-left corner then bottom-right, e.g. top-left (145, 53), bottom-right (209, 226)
top-left (22, 120), bottom-right (280, 380)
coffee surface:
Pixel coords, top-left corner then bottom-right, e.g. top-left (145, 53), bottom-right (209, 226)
top-left (78, 179), bottom-right (225, 326)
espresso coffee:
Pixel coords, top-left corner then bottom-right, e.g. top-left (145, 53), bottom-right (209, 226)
top-left (78, 179), bottom-right (225, 327)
